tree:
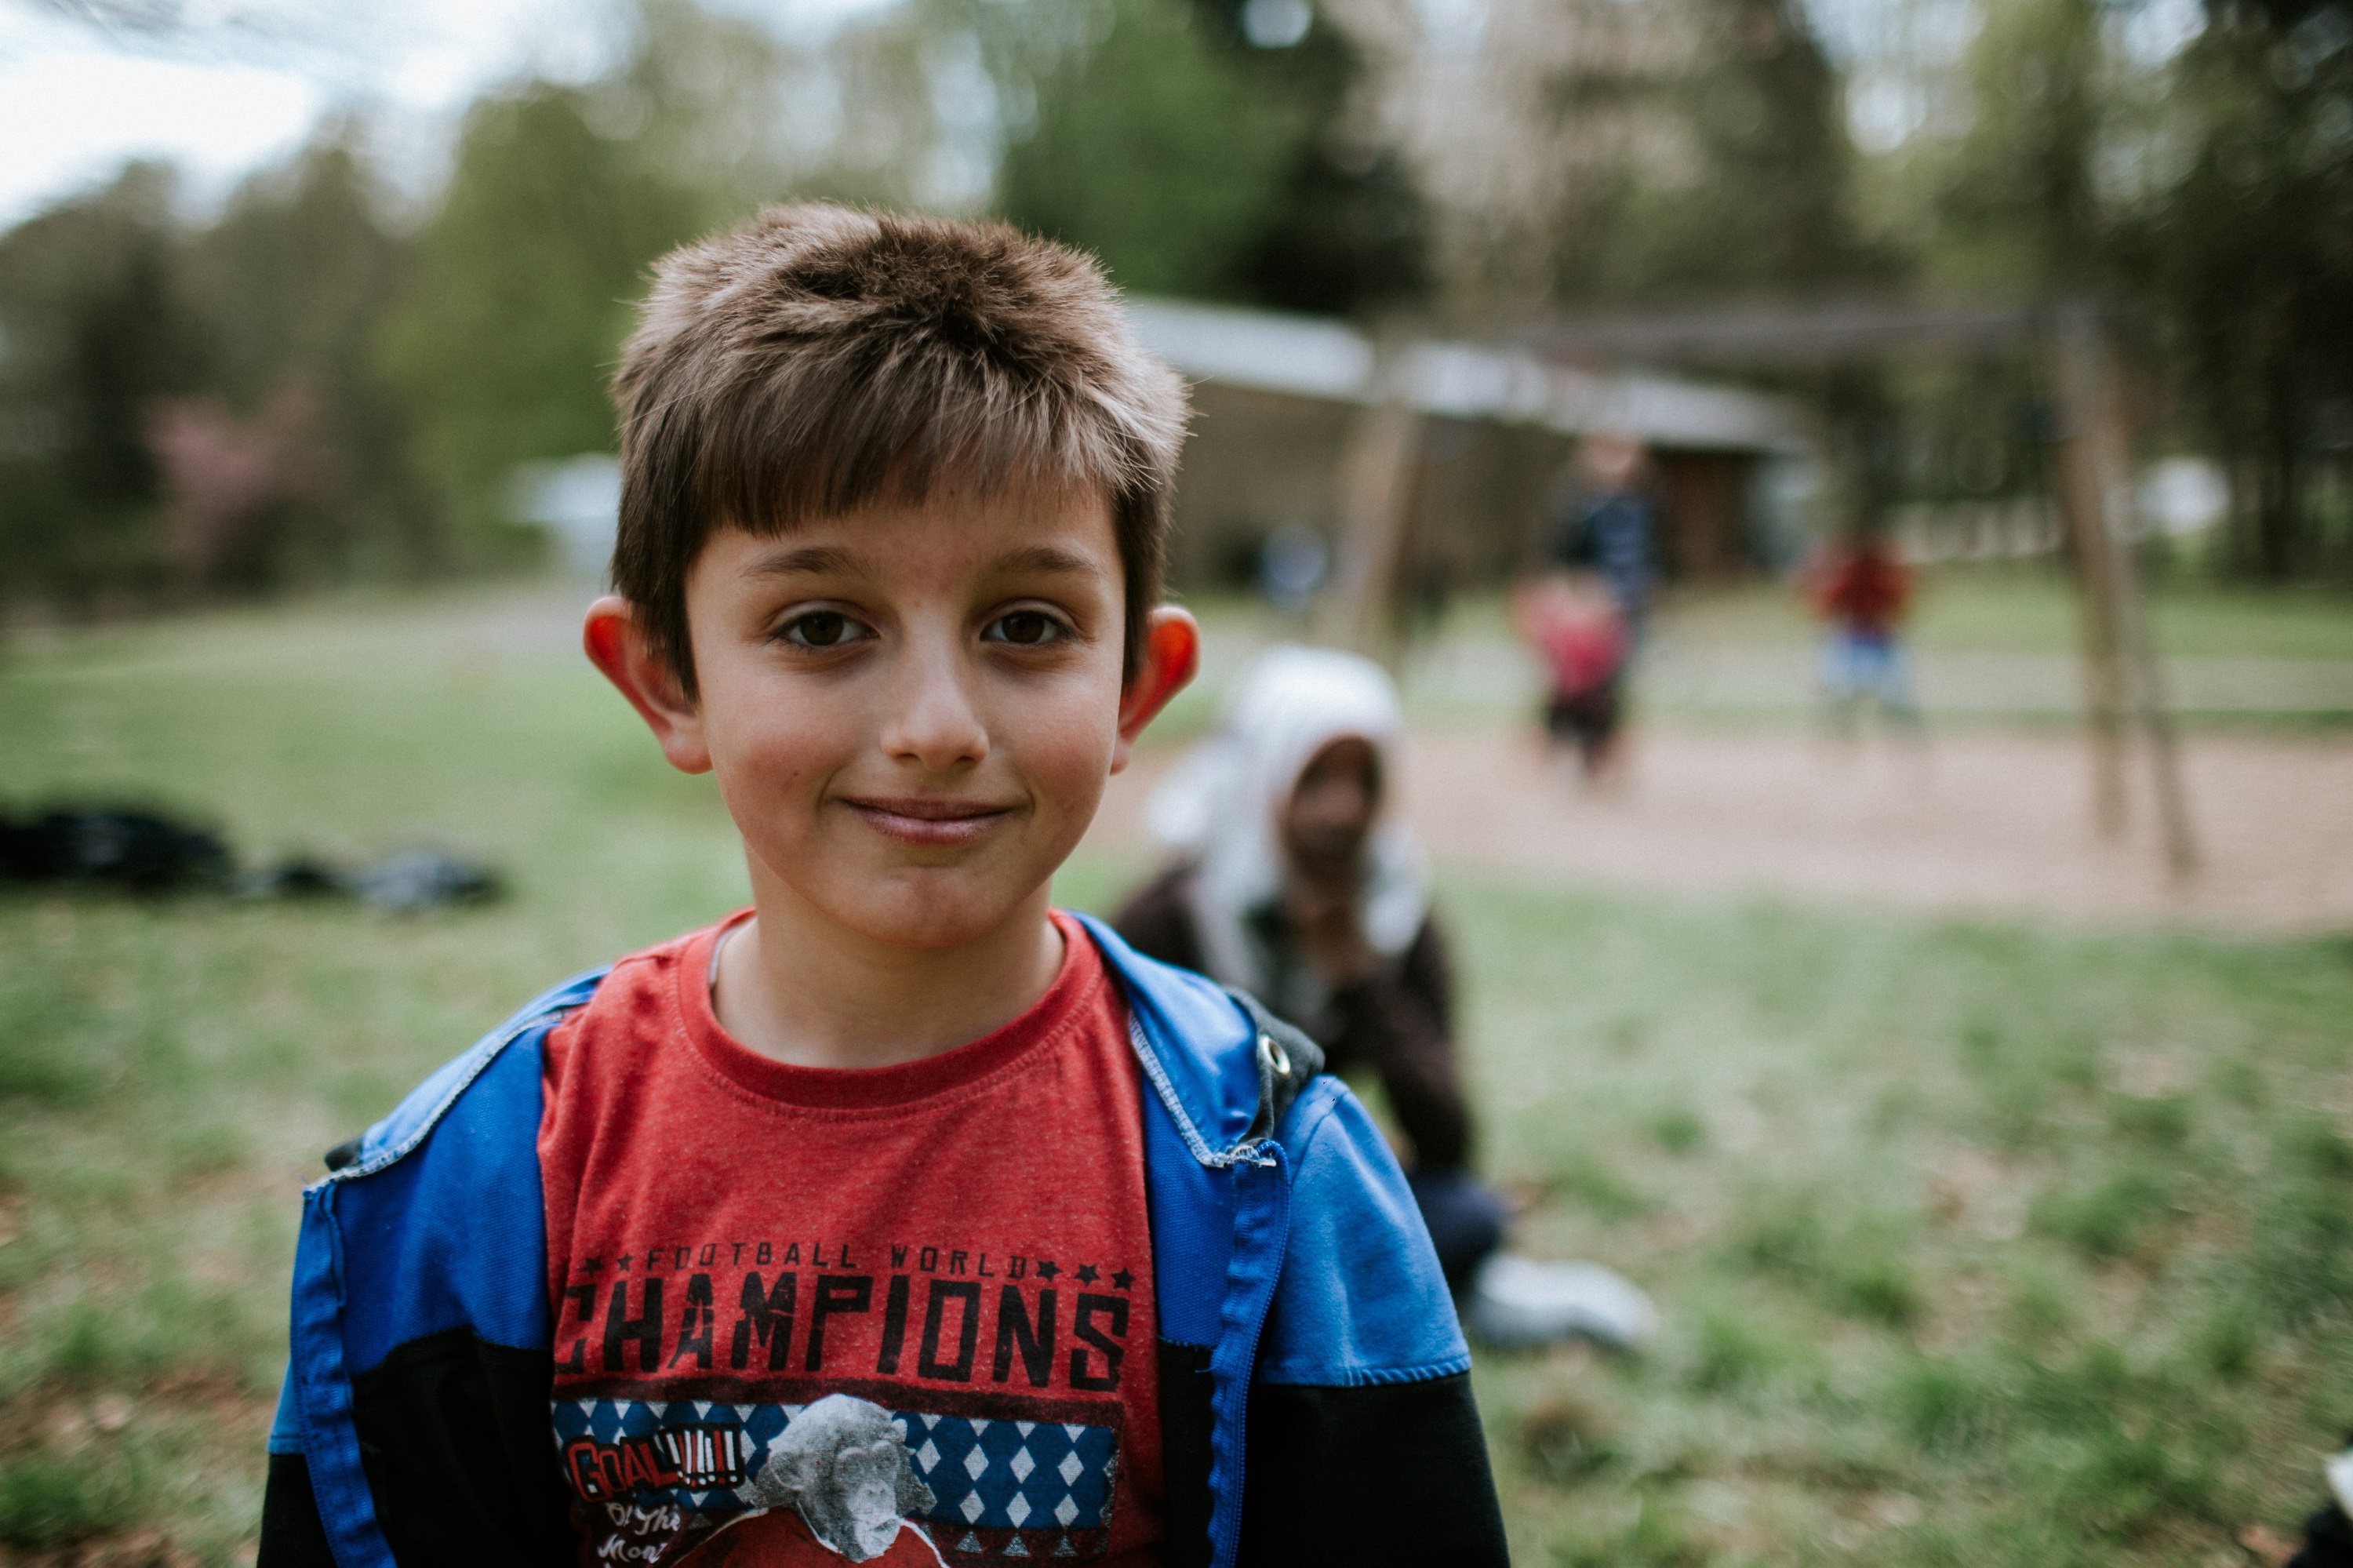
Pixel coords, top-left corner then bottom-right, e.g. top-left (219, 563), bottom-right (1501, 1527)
top-left (994, 0), bottom-right (1317, 300)
top-left (1564, 0), bottom-right (1885, 301)
top-left (1313, 0), bottom-right (1882, 315)
top-left (0, 163), bottom-right (209, 611)
top-left (182, 129), bottom-right (429, 584)
top-left (377, 82), bottom-right (710, 556)
top-left (2137, 0), bottom-right (2353, 578)
top-left (1184, 0), bottom-right (1430, 313)
top-left (1936, 0), bottom-right (2112, 293)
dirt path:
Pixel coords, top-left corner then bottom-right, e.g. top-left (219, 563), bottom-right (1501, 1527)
top-left (1089, 725), bottom-right (2353, 933)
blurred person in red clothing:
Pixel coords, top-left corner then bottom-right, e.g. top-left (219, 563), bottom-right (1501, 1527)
top-left (1511, 571), bottom-right (1630, 782)
top-left (1802, 530), bottom-right (1922, 735)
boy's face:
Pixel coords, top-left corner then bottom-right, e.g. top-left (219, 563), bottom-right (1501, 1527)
top-left (588, 482), bottom-right (1194, 951)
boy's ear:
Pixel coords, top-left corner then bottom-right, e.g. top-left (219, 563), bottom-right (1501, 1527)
top-left (582, 595), bottom-right (712, 775)
top-left (1111, 606), bottom-right (1200, 775)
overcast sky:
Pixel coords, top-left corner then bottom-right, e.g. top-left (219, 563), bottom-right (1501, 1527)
top-left (0, 0), bottom-right (892, 228)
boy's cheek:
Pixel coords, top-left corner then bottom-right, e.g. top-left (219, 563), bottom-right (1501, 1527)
top-left (1020, 704), bottom-right (1126, 801)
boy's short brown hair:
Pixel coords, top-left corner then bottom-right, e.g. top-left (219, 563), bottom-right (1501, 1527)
top-left (609, 204), bottom-right (1189, 697)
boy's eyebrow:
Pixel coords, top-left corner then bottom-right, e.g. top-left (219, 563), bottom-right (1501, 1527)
top-left (740, 542), bottom-right (1104, 584)
top-left (743, 544), bottom-right (869, 580)
top-left (987, 545), bottom-right (1104, 580)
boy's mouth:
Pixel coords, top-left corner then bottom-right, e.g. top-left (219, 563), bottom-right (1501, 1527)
top-left (839, 795), bottom-right (1018, 847)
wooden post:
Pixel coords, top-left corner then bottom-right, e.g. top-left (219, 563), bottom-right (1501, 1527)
top-left (1315, 366), bottom-right (1424, 664)
top-left (2052, 315), bottom-right (2131, 836)
top-left (2051, 306), bottom-right (2198, 877)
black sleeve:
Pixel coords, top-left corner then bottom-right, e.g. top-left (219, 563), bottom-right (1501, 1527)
top-left (351, 1330), bottom-right (576, 1567)
top-left (1239, 1372), bottom-right (1510, 1567)
top-left (258, 1453), bottom-right (336, 1568)
top-left (1397, 913), bottom-right (1455, 1039)
top-left (1157, 1341), bottom-right (1219, 1568)
top-left (1323, 916), bottom-right (1472, 1171)
top-left (261, 1330), bottom-right (575, 1568)
top-left (1111, 862), bottom-right (1210, 977)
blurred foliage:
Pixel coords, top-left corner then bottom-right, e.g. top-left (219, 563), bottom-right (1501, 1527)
top-left (3, 0), bottom-right (2351, 616)
top-left (378, 85), bottom-right (708, 546)
top-left (1935, 0), bottom-right (2111, 292)
top-left (995, 0), bottom-right (1315, 297)
top-left (1921, 0), bottom-right (2353, 577)
top-left (0, 164), bottom-right (208, 613)
top-left (1551, 0), bottom-right (1892, 302)
top-left (2129, 0), bottom-right (2353, 580)
top-left (0, 0), bottom-right (816, 616)
top-left (995, 0), bottom-right (1428, 310)
top-left (184, 134), bottom-right (435, 585)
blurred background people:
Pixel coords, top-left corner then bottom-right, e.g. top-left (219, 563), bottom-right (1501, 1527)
top-left (1114, 646), bottom-right (1656, 1350)
top-left (1257, 520), bottom-right (1331, 614)
top-left (1802, 529), bottom-right (1921, 735)
top-left (1545, 434), bottom-right (1658, 643)
top-left (1513, 569), bottom-right (1631, 783)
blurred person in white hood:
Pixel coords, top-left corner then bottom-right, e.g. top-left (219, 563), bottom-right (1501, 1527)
top-left (1114, 645), bottom-right (1654, 1350)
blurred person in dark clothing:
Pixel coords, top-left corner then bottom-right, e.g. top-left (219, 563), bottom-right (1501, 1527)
top-left (2281, 1443), bottom-right (2353, 1566)
top-left (1115, 646), bottom-right (1656, 1350)
top-left (1546, 432), bottom-right (1657, 638)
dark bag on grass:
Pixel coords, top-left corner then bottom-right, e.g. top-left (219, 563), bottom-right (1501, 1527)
top-left (0, 806), bottom-right (231, 892)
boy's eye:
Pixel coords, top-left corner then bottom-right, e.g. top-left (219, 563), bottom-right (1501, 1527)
top-left (984, 610), bottom-right (1066, 646)
top-left (779, 611), bottom-right (868, 649)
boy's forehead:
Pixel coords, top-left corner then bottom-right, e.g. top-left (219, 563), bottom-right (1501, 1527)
top-left (696, 480), bottom-right (1118, 584)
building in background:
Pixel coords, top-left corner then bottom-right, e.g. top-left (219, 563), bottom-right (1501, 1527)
top-left (1125, 297), bottom-right (1816, 602)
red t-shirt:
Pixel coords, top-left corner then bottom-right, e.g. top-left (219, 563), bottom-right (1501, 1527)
top-left (1537, 613), bottom-right (1627, 697)
top-left (1809, 545), bottom-right (1911, 635)
top-left (539, 911), bottom-right (1163, 1567)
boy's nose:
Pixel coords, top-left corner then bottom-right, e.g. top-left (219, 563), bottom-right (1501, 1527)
top-left (878, 636), bottom-right (990, 772)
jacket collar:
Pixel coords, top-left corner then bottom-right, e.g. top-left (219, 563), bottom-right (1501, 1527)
top-left (1071, 911), bottom-right (1323, 1166)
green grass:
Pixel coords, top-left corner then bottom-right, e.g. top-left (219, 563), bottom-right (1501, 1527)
top-left (1446, 885), bottom-right (2353, 1566)
top-left (1176, 569), bottom-right (2353, 729)
top-left (1650, 566), bottom-right (2353, 661)
top-left (4, 581), bottom-right (2351, 1563)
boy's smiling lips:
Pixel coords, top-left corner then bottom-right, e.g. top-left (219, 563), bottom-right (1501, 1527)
top-left (838, 793), bottom-right (1023, 847)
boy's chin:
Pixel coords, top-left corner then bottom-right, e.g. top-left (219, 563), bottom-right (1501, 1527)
top-left (802, 878), bottom-right (1052, 953)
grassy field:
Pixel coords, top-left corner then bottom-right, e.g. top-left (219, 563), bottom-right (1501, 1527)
top-left (1186, 567), bottom-right (2353, 728)
top-left (1646, 566), bottom-right (2353, 661)
top-left (2, 583), bottom-right (2351, 1565)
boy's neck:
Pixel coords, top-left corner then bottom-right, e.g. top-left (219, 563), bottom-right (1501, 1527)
top-left (711, 873), bottom-right (1067, 1071)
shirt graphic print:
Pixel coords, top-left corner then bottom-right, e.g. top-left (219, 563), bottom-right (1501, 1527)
top-left (538, 914), bottom-right (1163, 1567)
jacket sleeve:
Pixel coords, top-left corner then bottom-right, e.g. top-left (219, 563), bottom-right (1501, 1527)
top-left (1241, 1079), bottom-right (1508, 1567)
top-left (256, 1366), bottom-right (336, 1566)
top-left (260, 1335), bottom-right (573, 1568)
top-left (260, 988), bottom-right (591, 1568)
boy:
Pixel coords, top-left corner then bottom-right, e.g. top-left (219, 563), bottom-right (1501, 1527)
top-left (257, 206), bottom-right (1505, 1568)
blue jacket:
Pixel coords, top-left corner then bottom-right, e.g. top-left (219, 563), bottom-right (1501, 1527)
top-left (260, 915), bottom-right (1507, 1568)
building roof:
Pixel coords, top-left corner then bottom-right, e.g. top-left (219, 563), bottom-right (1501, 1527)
top-left (1124, 297), bottom-right (1812, 456)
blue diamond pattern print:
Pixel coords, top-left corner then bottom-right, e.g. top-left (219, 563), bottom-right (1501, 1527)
top-left (901, 1413), bottom-right (1115, 1533)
